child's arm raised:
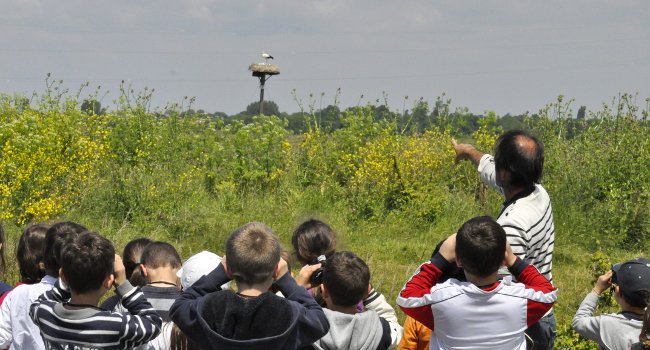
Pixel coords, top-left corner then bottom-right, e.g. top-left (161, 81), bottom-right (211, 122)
top-left (571, 271), bottom-right (611, 345)
top-left (112, 254), bottom-right (162, 348)
top-left (169, 262), bottom-right (232, 340)
top-left (273, 258), bottom-right (330, 347)
top-left (396, 234), bottom-right (457, 330)
top-left (505, 242), bottom-right (557, 327)
top-left (364, 284), bottom-right (403, 348)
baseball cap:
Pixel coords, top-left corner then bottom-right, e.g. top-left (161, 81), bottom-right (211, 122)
top-left (177, 251), bottom-right (227, 289)
top-left (613, 257), bottom-right (650, 306)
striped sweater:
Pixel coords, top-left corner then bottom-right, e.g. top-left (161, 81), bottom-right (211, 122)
top-left (478, 154), bottom-right (555, 283)
top-left (29, 279), bottom-right (162, 350)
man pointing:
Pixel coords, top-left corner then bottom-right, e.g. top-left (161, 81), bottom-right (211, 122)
top-left (453, 130), bottom-right (556, 350)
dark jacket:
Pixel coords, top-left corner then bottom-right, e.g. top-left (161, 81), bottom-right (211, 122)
top-left (170, 264), bottom-right (330, 350)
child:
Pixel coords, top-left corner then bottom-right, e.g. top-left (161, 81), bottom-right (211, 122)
top-left (398, 316), bottom-right (431, 350)
top-left (0, 224), bottom-right (49, 304)
top-left (291, 219), bottom-right (337, 266)
top-left (397, 216), bottom-right (557, 349)
top-left (572, 258), bottom-right (650, 349)
top-left (30, 230), bottom-right (162, 349)
top-left (309, 251), bottom-right (402, 350)
top-left (150, 251), bottom-right (224, 350)
top-left (0, 221), bottom-right (86, 350)
top-left (123, 237), bottom-right (154, 287)
top-left (170, 221), bottom-right (329, 349)
top-left (100, 237), bottom-right (153, 310)
top-left (110, 241), bottom-right (181, 322)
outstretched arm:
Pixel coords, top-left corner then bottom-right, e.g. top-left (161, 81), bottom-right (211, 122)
top-left (452, 139), bottom-right (485, 167)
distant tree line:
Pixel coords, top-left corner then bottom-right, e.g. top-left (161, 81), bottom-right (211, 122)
top-left (79, 97), bottom-right (609, 137)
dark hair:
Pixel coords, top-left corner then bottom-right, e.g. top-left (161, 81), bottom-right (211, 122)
top-left (494, 130), bottom-right (544, 187)
top-left (640, 302), bottom-right (650, 349)
top-left (622, 289), bottom-right (650, 309)
top-left (0, 224), bottom-right (5, 275)
top-left (226, 222), bottom-right (281, 285)
top-left (17, 224), bottom-right (50, 284)
top-left (291, 219), bottom-right (337, 266)
top-left (122, 237), bottom-right (152, 287)
top-left (169, 322), bottom-right (200, 350)
top-left (140, 241), bottom-right (182, 269)
top-left (60, 231), bottom-right (114, 294)
top-left (456, 216), bottom-right (506, 277)
top-left (322, 251), bottom-right (370, 307)
top-left (43, 222), bottom-right (87, 277)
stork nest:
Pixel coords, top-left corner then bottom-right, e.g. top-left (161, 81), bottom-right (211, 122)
top-left (249, 63), bottom-right (280, 75)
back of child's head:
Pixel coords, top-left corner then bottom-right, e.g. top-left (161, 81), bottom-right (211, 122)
top-left (291, 219), bottom-right (337, 266)
top-left (140, 241), bottom-right (182, 269)
top-left (123, 237), bottom-right (153, 287)
top-left (322, 251), bottom-right (370, 308)
top-left (613, 258), bottom-right (650, 308)
top-left (43, 221), bottom-right (87, 277)
top-left (225, 222), bottom-right (281, 285)
top-left (455, 216), bottom-right (506, 278)
top-left (60, 231), bottom-right (114, 294)
top-left (17, 224), bottom-right (50, 284)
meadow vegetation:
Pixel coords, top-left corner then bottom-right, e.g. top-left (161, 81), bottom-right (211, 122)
top-left (0, 83), bottom-right (648, 348)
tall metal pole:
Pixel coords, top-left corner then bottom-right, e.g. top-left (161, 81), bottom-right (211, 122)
top-left (258, 74), bottom-right (267, 116)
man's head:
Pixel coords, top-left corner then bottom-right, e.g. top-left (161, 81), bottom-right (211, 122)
top-left (225, 222), bottom-right (281, 286)
top-left (43, 221), bottom-right (87, 277)
top-left (613, 258), bottom-right (650, 308)
top-left (322, 251), bottom-right (370, 308)
top-left (494, 130), bottom-right (544, 188)
top-left (456, 216), bottom-right (506, 278)
top-left (59, 231), bottom-right (115, 294)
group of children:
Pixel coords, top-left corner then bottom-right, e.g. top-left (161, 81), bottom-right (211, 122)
top-left (0, 217), bottom-right (646, 349)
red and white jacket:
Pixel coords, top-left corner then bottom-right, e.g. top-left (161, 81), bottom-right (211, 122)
top-left (396, 254), bottom-right (557, 350)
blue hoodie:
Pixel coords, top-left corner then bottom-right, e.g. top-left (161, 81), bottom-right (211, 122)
top-left (170, 264), bottom-right (329, 350)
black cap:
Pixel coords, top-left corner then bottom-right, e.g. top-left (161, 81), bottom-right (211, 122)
top-left (613, 257), bottom-right (650, 306)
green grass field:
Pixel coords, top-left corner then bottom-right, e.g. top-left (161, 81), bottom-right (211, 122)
top-left (0, 92), bottom-right (648, 349)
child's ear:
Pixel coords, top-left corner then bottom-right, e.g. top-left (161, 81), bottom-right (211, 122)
top-left (320, 284), bottom-right (328, 299)
top-left (222, 259), bottom-right (233, 279)
top-left (59, 268), bottom-right (68, 284)
top-left (103, 274), bottom-right (115, 290)
top-left (140, 264), bottom-right (148, 278)
top-left (272, 261), bottom-right (282, 279)
top-left (456, 258), bottom-right (463, 268)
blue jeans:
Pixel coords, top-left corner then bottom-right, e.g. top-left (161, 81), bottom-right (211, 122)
top-left (525, 311), bottom-right (557, 350)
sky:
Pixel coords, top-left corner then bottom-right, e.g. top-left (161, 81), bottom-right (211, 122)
top-left (1, 0), bottom-right (649, 116)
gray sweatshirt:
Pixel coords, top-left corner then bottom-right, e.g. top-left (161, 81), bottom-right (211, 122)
top-left (572, 291), bottom-right (643, 350)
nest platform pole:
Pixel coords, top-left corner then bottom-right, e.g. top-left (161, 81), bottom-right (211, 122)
top-left (249, 63), bottom-right (280, 116)
top-left (258, 74), bottom-right (267, 116)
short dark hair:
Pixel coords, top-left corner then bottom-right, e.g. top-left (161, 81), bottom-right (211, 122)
top-left (140, 241), bottom-right (182, 269)
top-left (60, 231), bottom-right (115, 294)
top-left (225, 222), bottom-right (281, 285)
top-left (291, 219), bottom-right (337, 266)
top-left (494, 130), bottom-right (544, 187)
top-left (122, 237), bottom-right (153, 287)
top-left (322, 251), bottom-right (370, 307)
top-left (456, 216), bottom-right (506, 278)
top-left (17, 224), bottom-right (50, 284)
top-left (43, 222), bottom-right (87, 277)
